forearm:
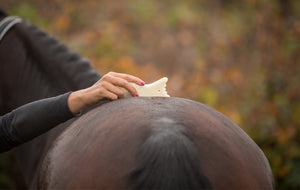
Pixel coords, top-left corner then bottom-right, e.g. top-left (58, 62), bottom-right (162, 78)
top-left (0, 92), bottom-right (74, 153)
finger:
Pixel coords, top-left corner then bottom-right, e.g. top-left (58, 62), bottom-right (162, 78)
top-left (102, 81), bottom-right (124, 98)
top-left (109, 72), bottom-right (145, 86)
top-left (108, 75), bottom-right (138, 96)
top-left (102, 89), bottom-right (118, 100)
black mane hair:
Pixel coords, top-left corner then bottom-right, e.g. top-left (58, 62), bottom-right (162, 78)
top-left (128, 119), bottom-right (213, 190)
top-left (0, 7), bottom-right (7, 17)
top-left (15, 21), bottom-right (101, 92)
top-left (1, 12), bottom-right (101, 113)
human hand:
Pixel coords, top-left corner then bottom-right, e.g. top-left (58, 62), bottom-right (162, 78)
top-left (68, 72), bottom-right (145, 114)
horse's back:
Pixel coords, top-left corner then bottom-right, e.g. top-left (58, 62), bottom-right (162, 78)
top-left (37, 97), bottom-right (274, 189)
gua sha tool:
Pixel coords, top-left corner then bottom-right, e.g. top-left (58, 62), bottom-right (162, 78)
top-left (123, 77), bottom-right (170, 98)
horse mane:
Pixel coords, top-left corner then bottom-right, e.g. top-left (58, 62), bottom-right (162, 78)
top-left (0, 13), bottom-right (101, 114)
top-left (0, 8), bottom-right (7, 17)
top-left (0, 13), bottom-right (101, 186)
top-left (128, 118), bottom-right (213, 190)
top-left (14, 19), bottom-right (101, 94)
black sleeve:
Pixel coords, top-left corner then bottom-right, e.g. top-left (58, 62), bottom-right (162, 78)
top-left (0, 92), bottom-right (75, 153)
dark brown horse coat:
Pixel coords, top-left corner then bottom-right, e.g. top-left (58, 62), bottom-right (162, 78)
top-left (38, 97), bottom-right (274, 189)
top-left (0, 11), bottom-right (274, 190)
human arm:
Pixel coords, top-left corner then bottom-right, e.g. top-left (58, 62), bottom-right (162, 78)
top-left (0, 92), bottom-right (74, 153)
top-left (0, 72), bottom-right (144, 153)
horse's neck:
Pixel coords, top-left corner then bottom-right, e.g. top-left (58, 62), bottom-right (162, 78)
top-left (0, 18), bottom-right (100, 186)
top-left (1, 20), bottom-right (100, 111)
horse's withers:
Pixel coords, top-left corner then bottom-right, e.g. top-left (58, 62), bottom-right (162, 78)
top-left (37, 97), bottom-right (274, 190)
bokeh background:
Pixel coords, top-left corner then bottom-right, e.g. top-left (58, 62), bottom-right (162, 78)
top-left (0, 0), bottom-right (299, 189)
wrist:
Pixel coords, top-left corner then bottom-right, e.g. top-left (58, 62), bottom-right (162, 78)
top-left (68, 90), bottom-right (87, 114)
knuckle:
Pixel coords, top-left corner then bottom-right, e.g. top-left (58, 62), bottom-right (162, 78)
top-left (112, 94), bottom-right (118, 100)
top-left (102, 75), bottom-right (108, 81)
top-left (123, 74), bottom-right (130, 80)
top-left (99, 81), bottom-right (107, 88)
top-left (117, 90), bottom-right (124, 97)
top-left (96, 88), bottom-right (104, 95)
top-left (120, 80), bottom-right (127, 86)
top-left (104, 73), bottom-right (113, 79)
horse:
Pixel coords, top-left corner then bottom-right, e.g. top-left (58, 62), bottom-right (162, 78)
top-left (0, 10), bottom-right (275, 189)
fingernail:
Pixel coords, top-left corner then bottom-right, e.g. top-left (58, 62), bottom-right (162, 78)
top-left (136, 94), bottom-right (139, 97)
top-left (141, 81), bottom-right (145, 86)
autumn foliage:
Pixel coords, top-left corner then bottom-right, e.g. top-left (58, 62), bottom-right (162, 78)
top-left (0, 0), bottom-right (299, 189)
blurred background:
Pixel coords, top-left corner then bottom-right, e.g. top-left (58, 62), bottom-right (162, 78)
top-left (0, 0), bottom-right (299, 189)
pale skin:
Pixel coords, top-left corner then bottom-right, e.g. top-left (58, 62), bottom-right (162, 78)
top-left (68, 72), bottom-right (145, 114)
